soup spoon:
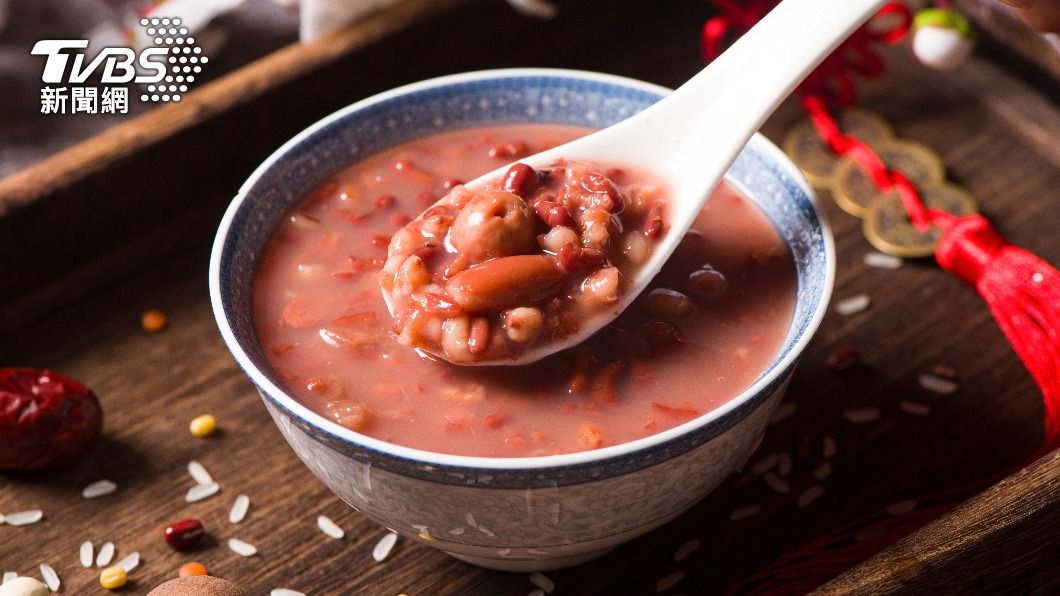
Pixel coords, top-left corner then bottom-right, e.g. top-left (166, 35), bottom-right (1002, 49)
top-left (385, 0), bottom-right (885, 365)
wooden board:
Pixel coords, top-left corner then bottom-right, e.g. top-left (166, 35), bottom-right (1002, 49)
top-left (2, 1), bottom-right (1059, 593)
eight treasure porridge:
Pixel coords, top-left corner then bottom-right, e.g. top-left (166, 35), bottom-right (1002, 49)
top-left (252, 124), bottom-right (795, 457)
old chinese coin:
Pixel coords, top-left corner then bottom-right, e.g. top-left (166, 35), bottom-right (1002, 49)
top-left (833, 139), bottom-right (946, 218)
top-left (863, 183), bottom-right (979, 258)
top-left (781, 109), bottom-right (894, 189)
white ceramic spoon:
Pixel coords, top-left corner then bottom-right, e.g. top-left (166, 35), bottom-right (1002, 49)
top-left (387, 0), bottom-right (885, 365)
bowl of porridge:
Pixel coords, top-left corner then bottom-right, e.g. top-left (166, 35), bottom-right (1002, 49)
top-left (209, 69), bottom-right (834, 571)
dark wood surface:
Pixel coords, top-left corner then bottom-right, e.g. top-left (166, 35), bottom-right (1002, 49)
top-left (2, 1), bottom-right (1059, 594)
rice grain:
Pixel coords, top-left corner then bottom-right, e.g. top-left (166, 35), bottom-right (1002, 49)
top-left (270, 590), bottom-right (306, 596)
top-left (749, 453), bottom-right (779, 475)
top-left (96, 542), bottom-right (114, 566)
top-left (187, 461), bottom-right (214, 485)
top-left (79, 541), bottom-right (93, 567)
top-left (186, 482), bottom-right (220, 503)
top-left (372, 532), bottom-right (399, 562)
top-left (843, 407), bottom-right (881, 424)
top-left (228, 538), bottom-right (257, 557)
top-left (813, 462), bottom-right (833, 480)
top-left (918, 374), bottom-right (958, 395)
top-left (39, 564), bottom-right (60, 591)
top-left (529, 571), bottom-right (555, 593)
top-left (317, 515), bottom-right (344, 540)
top-left (82, 479), bottom-right (117, 499)
top-left (863, 252), bottom-right (903, 269)
top-left (729, 505), bottom-right (762, 521)
top-left (673, 539), bottom-right (700, 562)
top-left (116, 552), bottom-right (140, 572)
top-left (229, 494), bottom-right (250, 524)
top-left (4, 510), bottom-right (43, 526)
top-left (835, 294), bottom-right (870, 316)
top-left (656, 572), bottom-right (684, 592)
top-left (763, 473), bottom-right (791, 494)
top-left (823, 435), bottom-right (837, 459)
top-left (797, 485), bottom-right (826, 508)
top-left (2, 572), bottom-right (16, 584)
top-left (899, 400), bottom-right (931, 416)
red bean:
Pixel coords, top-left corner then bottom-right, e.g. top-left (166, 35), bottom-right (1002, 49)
top-left (468, 317), bottom-right (491, 355)
top-left (374, 194), bottom-right (396, 209)
top-left (557, 243), bottom-right (606, 273)
top-left (825, 345), bottom-right (859, 373)
top-left (489, 140), bottom-right (527, 159)
top-left (164, 518), bottom-right (204, 550)
top-left (642, 288), bottom-right (695, 320)
top-left (502, 163), bottom-right (537, 197)
top-left (642, 321), bottom-right (685, 347)
top-left (644, 202), bottom-right (664, 239)
top-left (579, 171), bottom-right (623, 212)
top-left (685, 267), bottom-right (728, 301)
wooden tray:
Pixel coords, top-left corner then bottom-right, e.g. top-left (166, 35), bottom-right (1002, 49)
top-left (2, 1), bottom-right (1059, 593)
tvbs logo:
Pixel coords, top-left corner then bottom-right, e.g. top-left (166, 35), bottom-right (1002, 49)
top-left (31, 40), bottom-right (168, 84)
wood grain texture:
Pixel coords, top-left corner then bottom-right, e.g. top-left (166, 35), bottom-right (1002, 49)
top-left (2, 1), bottom-right (1059, 594)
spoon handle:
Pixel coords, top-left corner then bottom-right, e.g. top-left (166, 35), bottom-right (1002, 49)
top-left (615, 0), bottom-right (886, 193)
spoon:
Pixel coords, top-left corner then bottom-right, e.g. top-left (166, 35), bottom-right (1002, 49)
top-left (385, 0), bottom-right (886, 365)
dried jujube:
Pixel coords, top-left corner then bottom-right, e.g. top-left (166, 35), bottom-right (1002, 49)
top-left (0, 367), bottom-right (103, 469)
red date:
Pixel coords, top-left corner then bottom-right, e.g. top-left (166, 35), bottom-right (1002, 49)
top-left (0, 368), bottom-right (103, 469)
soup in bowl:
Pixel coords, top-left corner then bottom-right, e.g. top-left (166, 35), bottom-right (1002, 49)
top-left (210, 69), bottom-right (834, 571)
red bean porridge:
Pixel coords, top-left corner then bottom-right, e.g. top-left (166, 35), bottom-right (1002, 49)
top-left (252, 124), bottom-right (795, 457)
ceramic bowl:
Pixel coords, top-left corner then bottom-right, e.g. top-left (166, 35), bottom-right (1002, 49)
top-left (209, 69), bottom-right (835, 571)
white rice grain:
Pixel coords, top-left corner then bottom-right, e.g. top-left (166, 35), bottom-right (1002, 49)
top-left (769, 402), bottom-right (796, 424)
top-left (464, 512), bottom-right (477, 528)
top-left (229, 494), bottom-right (250, 524)
top-left (656, 572), bottom-right (684, 592)
top-left (528, 590), bottom-right (546, 596)
top-left (814, 462), bottom-right (833, 480)
top-left (835, 294), bottom-right (871, 316)
top-left (116, 552), bottom-right (140, 572)
top-left (270, 590), bottom-right (306, 596)
top-left (843, 407), bottom-right (881, 424)
top-left (864, 251), bottom-right (903, 269)
top-left (918, 374), bottom-right (958, 395)
top-left (777, 452), bottom-right (793, 477)
top-left (2, 572), bottom-right (15, 584)
top-left (188, 461), bottom-right (214, 485)
top-left (763, 473), bottom-right (791, 494)
top-left (506, 0), bottom-right (558, 19)
top-left (899, 400), bottom-right (932, 416)
top-left (317, 515), bottom-right (344, 540)
top-left (79, 541), bottom-right (93, 568)
top-left (372, 532), bottom-right (398, 562)
top-left (39, 564), bottom-right (59, 591)
top-left (96, 542), bottom-right (114, 567)
top-left (4, 510), bottom-right (43, 526)
top-left (0, 514), bottom-right (3, 524)
top-left (729, 505), bottom-right (762, 521)
top-left (82, 479), bottom-right (117, 499)
top-left (529, 571), bottom-right (555, 593)
top-left (186, 482), bottom-right (220, 503)
top-left (673, 539), bottom-right (700, 562)
top-left (823, 435), bottom-right (837, 459)
top-left (886, 499), bottom-right (918, 516)
top-left (750, 453), bottom-right (779, 475)
top-left (798, 485), bottom-right (826, 508)
top-left (478, 526), bottom-right (496, 538)
top-left (228, 538), bottom-right (257, 557)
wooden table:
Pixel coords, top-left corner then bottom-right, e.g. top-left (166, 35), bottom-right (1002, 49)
top-left (2, 1), bottom-right (1059, 593)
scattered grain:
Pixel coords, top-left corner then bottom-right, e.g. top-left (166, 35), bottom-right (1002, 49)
top-left (271, 590), bottom-right (306, 596)
top-left (187, 461), bottom-right (213, 485)
top-left (918, 373), bottom-right (958, 395)
top-left (82, 479), bottom-right (117, 499)
top-left (656, 572), bottom-right (684, 592)
top-left (99, 566), bottom-right (127, 590)
top-left (185, 482), bottom-right (220, 503)
top-left (228, 538), bottom-right (257, 557)
top-left (769, 402), bottom-right (796, 424)
top-left (317, 515), bottom-right (344, 540)
top-left (899, 400), bottom-right (931, 416)
top-left (189, 414), bottom-right (218, 438)
top-left (750, 453), bottom-right (779, 475)
top-left (116, 552), bottom-right (139, 572)
top-left (372, 532), bottom-right (399, 562)
top-left (673, 539), bottom-right (701, 562)
top-left (39, 564), bottom-right (59, 592)
top-left (777, 452), bottom-right (793, 477)
top-left (763, 473), bottom-right (792, 494)
top-left (813, 462), bottom-right (833, 480)
top-left (529, 571), bottom-right (555, 593)
top-left (4, 510), bottom-right (43, 526)
top-left (1, 572), bottom-right (15, 584)
top-left (80, 541), bottom-right (93, 568)
top-left (863, 252), bottom-right (903, 269)
top-left (229, 494), bottom-right (250, 524)
top-left (96, 542), bottom-right (114, 566)
top-left (886, 499), bottom-right (918, 516)
top-left (729, 505), bottom-right (762, 521)
top-left (140, 309), bottom-right (168, 332)
top-left (835, 294), bottom-right (870, 315)
top-left (843, 407), bottom-right (881, 424)
top-left (797, 485), bottom-right (826, 508)
top-left (823, 435), bottom-right (837, 459)
top-left (178, 562), bottom-right (207, 577)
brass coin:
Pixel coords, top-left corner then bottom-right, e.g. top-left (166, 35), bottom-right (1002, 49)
top-left (781, 109), bottom-right (894, 189)
top-left (863, 183), bottom-right (979, 258)
top-left (833, 139), bottom-right (946, 218)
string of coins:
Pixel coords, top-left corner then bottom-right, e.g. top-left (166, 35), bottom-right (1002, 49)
top-left (781, 108), bottom-right (978, 258)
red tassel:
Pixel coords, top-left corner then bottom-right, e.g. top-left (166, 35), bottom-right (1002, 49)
top-left (934, 214), bottom-right (1060, 454)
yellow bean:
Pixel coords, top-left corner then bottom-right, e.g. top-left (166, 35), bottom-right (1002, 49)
top-left (189, 414), bottom-right (217, 438)
top-left (100, 566), bottom-right (128, 589)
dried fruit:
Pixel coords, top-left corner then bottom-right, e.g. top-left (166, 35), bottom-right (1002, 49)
top-left (0, 368), bottom-right (103, 469)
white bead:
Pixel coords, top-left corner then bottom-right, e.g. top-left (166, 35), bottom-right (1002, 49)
top-left (913, 26), bottom-right (974, 70)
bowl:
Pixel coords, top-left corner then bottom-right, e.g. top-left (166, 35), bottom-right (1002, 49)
top-left (209, 69), bottom-right (835, 571)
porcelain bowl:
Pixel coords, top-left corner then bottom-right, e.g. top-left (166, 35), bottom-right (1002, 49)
top-left (209, 68), bottom-right (835, 571)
